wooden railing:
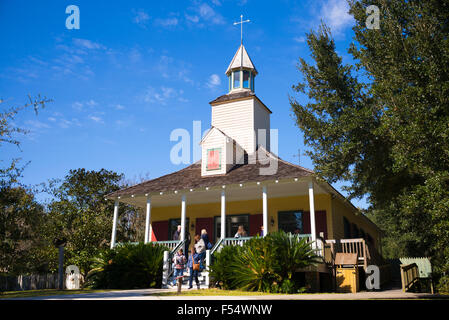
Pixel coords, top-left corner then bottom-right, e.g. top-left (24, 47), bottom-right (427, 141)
top-left (156, 240), bottom-right (181, 251)
top-left (400, 263), bottom-right (419, 292)
top-left (222, 237), bottom-right (253, 247)
top-left (325, 238), bottom-right (368, 269)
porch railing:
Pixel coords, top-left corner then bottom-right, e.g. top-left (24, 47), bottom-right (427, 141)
top-left (325, 238), bottom-right (368, 269)
top-left (156, 240), bottom-right (182, 251)
top-left (222, 237), bottom-right (253, 247)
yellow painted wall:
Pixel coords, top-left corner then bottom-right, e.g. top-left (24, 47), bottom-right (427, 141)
top-left (150, 193), bottom-right (380, 246)
top-left (331, 197), bottom-right (381, 249)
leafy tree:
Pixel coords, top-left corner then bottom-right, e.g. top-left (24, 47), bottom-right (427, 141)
top-left (45, 168), bottom-right (140, 278)
top-left (290, 0), bottom-right (449, 283)
top-left (0, 187), bottom-right (45, 274)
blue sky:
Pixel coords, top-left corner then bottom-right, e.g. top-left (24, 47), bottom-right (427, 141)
top-left (0, 0), bottom-right (368, 208)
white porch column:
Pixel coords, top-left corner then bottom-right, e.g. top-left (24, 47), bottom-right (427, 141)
top-left (308, 181), bottom-right (317, 246)
top-left (180, 194), bottom-right (186, 241)
top-left (262, 186), bottom-right (268, 236)
top-left (110, 199), bottom-right (119, 249)
top-left (221, 190), bottom-right (226, 239)
top-left (144, 196), bottom-right (152, 244)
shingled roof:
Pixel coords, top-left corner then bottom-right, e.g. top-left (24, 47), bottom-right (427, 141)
top-left (107, 148), bottom-right (313, 199)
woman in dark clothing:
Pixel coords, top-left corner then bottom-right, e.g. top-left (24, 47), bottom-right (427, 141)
top-left (187, 248), bottom-right (200, 289)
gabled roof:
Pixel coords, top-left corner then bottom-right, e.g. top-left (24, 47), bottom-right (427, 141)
top-left (225, 44), bottom-right (258, 75)
top-left (199, 126), bottom-right (231, 145)
top-left (106, 147), bottom-right (314, 198)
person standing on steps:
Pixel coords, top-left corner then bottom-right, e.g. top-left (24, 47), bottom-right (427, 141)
top-left (187, 247), bottom-right (200, 290)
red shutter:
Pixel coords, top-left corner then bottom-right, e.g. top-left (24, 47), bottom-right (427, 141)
top-left (249, 214), bottom-right (263, 236)
top-left (152, 220), bottom-right (169, 241)
top-left (302, 211), bottom-right (327, 239)
top-left (195, 218), bottom-right (214, 240)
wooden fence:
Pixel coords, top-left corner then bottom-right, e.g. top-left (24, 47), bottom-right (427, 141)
top-left (0, 274), bottom-right (60, 292)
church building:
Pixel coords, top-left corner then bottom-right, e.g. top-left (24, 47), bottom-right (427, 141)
top-left (106, 43), bottom-right (381, 260)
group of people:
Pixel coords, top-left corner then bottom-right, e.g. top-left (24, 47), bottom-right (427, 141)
top-left (170, 228), bottom-right (213, 289)
top-left (170, 224), bottom-right (264, 289)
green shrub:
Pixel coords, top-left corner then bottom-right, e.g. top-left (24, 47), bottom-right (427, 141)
top-left (86, 242), bottom-right (168, 289)
top-left (436, 275), bottom-right (449, 294)
top-left (209, 245), bottom-right (242, 290)
top-left (210, 231), bottom-right (321, 293)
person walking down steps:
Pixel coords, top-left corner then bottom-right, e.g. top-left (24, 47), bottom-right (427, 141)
top-left (187, 247), bottom-right (200, 289)
top-left (171, 249), bottom-right (186, 287)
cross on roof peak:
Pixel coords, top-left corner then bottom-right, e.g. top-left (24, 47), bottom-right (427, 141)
top-left (233, 14), bottom-right (250, 45)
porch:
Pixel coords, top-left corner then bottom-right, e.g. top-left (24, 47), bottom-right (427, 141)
top-left (158, 234), bottom-right (385, 291)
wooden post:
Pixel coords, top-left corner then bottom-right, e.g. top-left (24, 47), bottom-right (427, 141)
top-left (177, 276), bottom-right (182, 294)
top-left (110, 199), bottom-right (119, 249)
top-left (58, 245), bottom-right (64, 290)
top-left (308, 181), bottom-right (317, 246)
top-left (221, 190), bottom-right (226, 239)
top-left (262, 186), bottom-right (268, 236)
top-left (180, 195), bottom-right (186, 241)
top-left (144, 196), bottom-right (151, 243)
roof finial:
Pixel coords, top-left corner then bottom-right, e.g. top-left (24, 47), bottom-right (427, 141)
top-left (233, 14), bottom-right (250, 45)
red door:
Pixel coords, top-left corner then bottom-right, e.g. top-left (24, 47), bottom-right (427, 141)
top-left (152, 220), bottom-right (169, 241)
top-left (249, 214), bottom-right (263, 236)
top-left (195, 217), bottom-right (214, 240)
top-left (302, 211), bottom-right (328, 239)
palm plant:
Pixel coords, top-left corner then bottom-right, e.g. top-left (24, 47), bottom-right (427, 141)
top-left (214, 231), bottom-right (321, 293)
top-left (86, 242), bottom-right (168, 289)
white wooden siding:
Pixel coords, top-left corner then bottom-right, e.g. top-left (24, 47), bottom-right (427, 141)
top-left (211, 98), bottom-right (255, 153)
top-left (253, 99), bottom-right (271, 151)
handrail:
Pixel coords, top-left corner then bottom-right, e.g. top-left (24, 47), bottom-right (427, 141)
top-left (210, 238), bottom-right (224, 255)
top-left (165, 239), bottom-right (186, 285)
top-left (401, 263), bottom-right (419, 292)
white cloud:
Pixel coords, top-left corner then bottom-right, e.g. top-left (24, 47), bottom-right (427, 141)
top-left (73, 38), bottom-right (105, 50)
top-left (115, 104), bottom-right (125, 110)
top-left (86, 99), bottom-right (98, 107)
top-left (198, 3), bottom-right (224, 25)
top-left (294, 36), bottom-right (306, 43)
top-left (155, 17), bottom-right (179, 27)
top-left (143, 86), bottom-right (186, 105)
top-left (72, 101), bottom-right (84, 110)
top-left (72, 99), bottom-right (98, 110)
top-left (88, 115), bottom-right (104, 124)
top-left (207, 74), bottom-right (221, 88)
top-left (133, 9), bottom-right (150, 27)
top-left (25, 120), bottom-right (50, 129)
top-left (320, 0), bottom-right (354, 34)
top-left (185, 14), bottom-right (199, 23)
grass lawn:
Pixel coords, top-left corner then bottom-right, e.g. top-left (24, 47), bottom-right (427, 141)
top-left (152, 288), bottom-right (318, 296)
top-left (0, 288), bottom-right (119, 299)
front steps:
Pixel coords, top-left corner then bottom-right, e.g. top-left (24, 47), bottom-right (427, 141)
top-left (167, 270), bottom-right (208, 290)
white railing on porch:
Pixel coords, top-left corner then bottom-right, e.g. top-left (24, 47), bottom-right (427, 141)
top-left (222, 236), bottom-right (253, 247)
top-left (156, 240), bottom-right (181, 251)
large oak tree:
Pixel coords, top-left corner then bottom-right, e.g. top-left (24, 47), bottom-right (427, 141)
top-left (290, 0), bottom-right (449, 280)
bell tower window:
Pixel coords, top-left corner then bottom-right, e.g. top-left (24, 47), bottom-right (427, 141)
top-left (233, 71), bottom-right (240, 89)
top-left (243, 70), bottom-right (250, 88)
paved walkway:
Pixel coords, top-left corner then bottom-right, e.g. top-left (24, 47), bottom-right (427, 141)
top-left (6, 288), bottom-right (445, 300)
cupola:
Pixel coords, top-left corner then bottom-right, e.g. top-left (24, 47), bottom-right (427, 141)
top-left (225, 44), bottom-right (257, 93)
